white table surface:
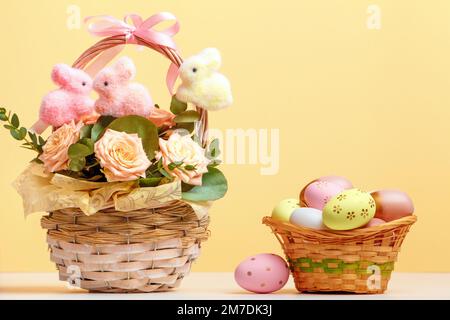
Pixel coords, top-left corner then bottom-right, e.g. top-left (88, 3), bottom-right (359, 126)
top-left (0, 272), bottom-right (449, 300)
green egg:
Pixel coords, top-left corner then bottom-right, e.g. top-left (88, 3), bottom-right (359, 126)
top-left (323, 188), bottom-right (376, 230)
top-left (272, 198), bottom-right (299, 222)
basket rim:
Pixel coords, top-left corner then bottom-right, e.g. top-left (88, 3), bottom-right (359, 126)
top-left (262, 215), bottom-right (417, 240)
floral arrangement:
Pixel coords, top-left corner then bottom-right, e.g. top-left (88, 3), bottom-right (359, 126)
top-left (2, 40), bottom-right (232, 204)
top-left (1, 92), bottom-right (226, 202)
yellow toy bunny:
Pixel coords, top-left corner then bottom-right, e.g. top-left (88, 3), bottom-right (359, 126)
top-left (176, 48), bottom-right (233, 111)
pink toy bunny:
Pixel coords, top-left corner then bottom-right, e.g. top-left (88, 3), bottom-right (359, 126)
top-left (93, 57), bottom-right (154, 118)
top-left (31, 64), bottom-right (94, 134)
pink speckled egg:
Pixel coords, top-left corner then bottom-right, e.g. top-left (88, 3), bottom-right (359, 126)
top-left (234, 254), bottom-right (289, 293)
top-left (318, 175), bottom-right (353, 189)
top-left (366, 217), bottom-right (386, 227)
top-left (304, 181), bottom-right (345, 210)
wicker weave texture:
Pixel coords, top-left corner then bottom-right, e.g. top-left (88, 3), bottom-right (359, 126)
top-left (263, 215), bottom-right (416, 294)
top-left (41, 200), bottom-right (209, 292)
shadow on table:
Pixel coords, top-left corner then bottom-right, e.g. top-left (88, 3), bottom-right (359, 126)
top-left (228, 288), bottom-right (374, 296)
top-left (228, 288), bottom-right (299, 295)
top-left (0, 286), bottom-right (85, 294)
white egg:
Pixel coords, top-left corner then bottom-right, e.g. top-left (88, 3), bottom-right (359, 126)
top-left (289, 207), bottom-right (326, 230)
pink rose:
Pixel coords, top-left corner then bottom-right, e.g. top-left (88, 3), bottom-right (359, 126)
top-left (156, 132), bottom-right (210, 186)
top-left (94, 129), bottom-right (151, 182)
top-left (80, 111), bottom-right (101, 125)
top-left (39, 121), bottom-right (83, 172)
top-left (148, 108), bottom-right (176, 128)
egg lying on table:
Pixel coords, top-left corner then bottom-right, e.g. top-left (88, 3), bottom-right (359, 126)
top-left (371, 189), bottom-right (414, 222)
top-left (271, 198), bottom-right (299, 222)
top-left (303, 180), bottom-right (345, 210)
top-left (234, 254), bottom-right (290, 294)
top-left (289, 207), bottom-right (326, 230)
top-left (323, 188), bottom-right (376, 230)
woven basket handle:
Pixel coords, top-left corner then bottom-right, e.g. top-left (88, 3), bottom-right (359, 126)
top-left (72, 34), bottom-right (209, 147)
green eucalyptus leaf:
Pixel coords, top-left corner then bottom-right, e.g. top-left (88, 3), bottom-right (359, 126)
top-left (208, 159), bottom-right (222, 168)
top-left (207, 138), bottom-right (221, 159)
top-left (107, 115), bottom-right (159, 160)
top-left (79, 138), bottom-right (94, 154)
top-left (10, 128), bottom-right (26, 140)
top-left (91, 116), bottom-right (115, 142)
top-left (4, 124), bottom-right (15, 130)
top-left (175, 122), bottom-right (195, 134)
top-left (0, 113), bottom-right (7, 121)
top-left (168, 163), bottom-right (177, 170)
top-left (210, 138), bottom-right (220, 157)
top-left (32, 158), bottom-right (44, 164)
top-left (181, 182), bottom-right (195, 192)
top-left (167, 161), bottom-right (183, 170)
top-left (157, 158), bottom-right (163, 170)
top-left (170, 95), bottom-right (188, 115)
top-left (11, 114), bottom-right (19, 128)
top-left (185, 164), bottom-right (197, 171)
top-left (68, 157), bottom-right (86, 172)
top-left (28, 132), bottom-right (38, 145)
top-left (38, 136), bottom-right (45, 146)
top-left (68, 143), bottom-right (92, 159)
top-left (91, 124), bottom-right (103, 141)
top-left (18, 127), bottom-right (27, 139)
top-left (182, 167), bottom-right (228, 201)
top-left (139, 177), bottom-right (163, 187)
top-left (159, 168), bottom-right (173, 179)
top-left (174, 110), bottom-right (200, 123)
top-left (80, 125), bottom-right (93, 139)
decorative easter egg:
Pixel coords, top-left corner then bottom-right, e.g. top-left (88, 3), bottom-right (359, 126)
top-left (371, 189), bottom-right (414, 222)
top-left (271, 198), bottom-right (299, 222)
top-left (289, 207), bottom-right (326, 230)
top-left (303, 181), bottom-right (345, 210)
top-left (299, 175), bottom-right (352, 207)
top-left (323, 188), bottom-right (376, 230)
top-left (234, 254), bottom-right (290, 294)
top-left (318, 175), bottom-right (353, 190)
top-left (299, 180), bottom-right (315, 206)
top-left (365, 217), bottom-right (386, 227)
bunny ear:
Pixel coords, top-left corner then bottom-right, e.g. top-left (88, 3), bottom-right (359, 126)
top-left (113, 56), bottom-right (136, 81)
top-left (200, 48), bottom-right (222, 70)
top-left (51, 64), bottom-right (72, 86)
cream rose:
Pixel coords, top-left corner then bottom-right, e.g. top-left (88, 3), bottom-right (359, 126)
top-left (94, 129), bottom-right (151, 182)
top-left (39, 121), bottom-right (83, 173)
top-left (156, 132), bottom-right (210, 186)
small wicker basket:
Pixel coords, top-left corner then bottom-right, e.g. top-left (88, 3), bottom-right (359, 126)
top-left (263, 215), bottom-right (416, 294)
top-left (39, 32), bottom-right (211, 293)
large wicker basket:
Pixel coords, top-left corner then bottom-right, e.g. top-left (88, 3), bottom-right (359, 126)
top-left (263, 215), bottom-right (416, 294)
top-left (39, 30), bottom-right (211, 293)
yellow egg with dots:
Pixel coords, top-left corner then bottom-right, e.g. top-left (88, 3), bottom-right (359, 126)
top-left (271, 198), bottom-right (299, 222)
top-left (323, 189), bottom-right (376, 230)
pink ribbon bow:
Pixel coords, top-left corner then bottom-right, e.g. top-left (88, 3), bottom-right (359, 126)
top-left (84, 12), bottom-right (181, 94)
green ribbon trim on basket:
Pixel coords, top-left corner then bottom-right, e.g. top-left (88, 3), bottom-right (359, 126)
top-left (287, 258), bottom-right (395, 276)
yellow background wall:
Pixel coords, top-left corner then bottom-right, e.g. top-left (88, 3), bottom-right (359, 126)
top-left (1, 0), bottom-right (449, 272)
